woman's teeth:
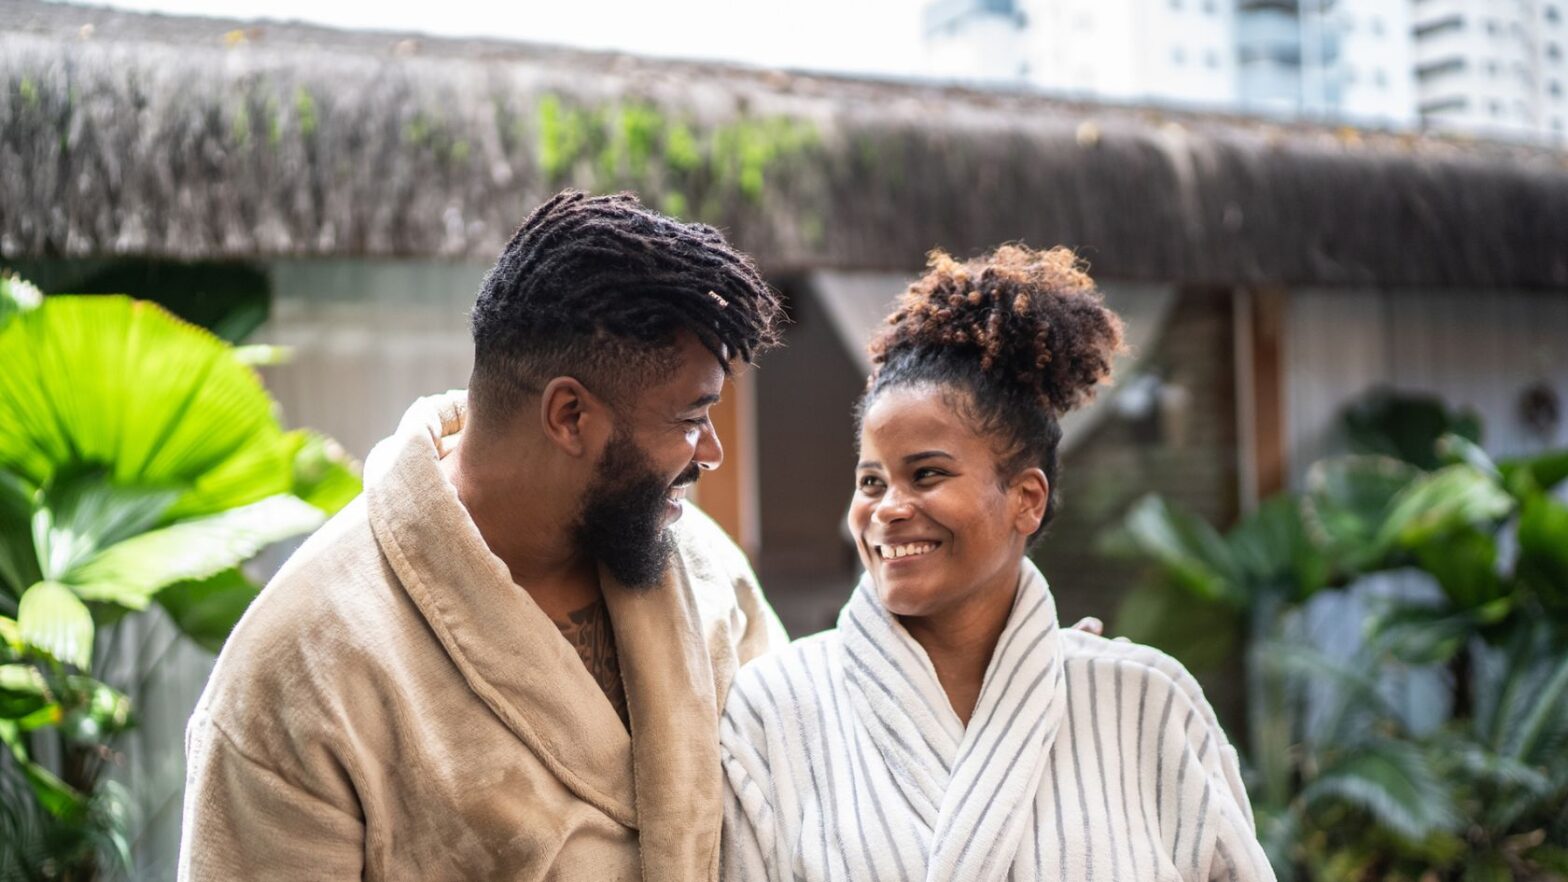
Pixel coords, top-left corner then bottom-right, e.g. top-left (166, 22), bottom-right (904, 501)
top-left (878, 542), bottom-right (937, 560)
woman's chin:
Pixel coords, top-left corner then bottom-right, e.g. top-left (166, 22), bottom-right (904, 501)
top-left (876, 580), bottom-right (943, 619)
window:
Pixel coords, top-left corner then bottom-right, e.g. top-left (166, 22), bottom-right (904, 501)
top-left (1552, 80), bottom-right (1564, 97)
top-left (1375, 69), bottom-right (1389, 87)
top-left (1206, 49), bottom-right (1221, 68)
top-left (1418, 57), bottom-right (1467, 79)
top-left (1548, 6), bottom-right (1561, 24)
top-left (1203, 0), bottom-right (1216, 12)
top-left (1487, 19), bottom-right (1500, 35)
top-left (1170, 0), bottom-right (1181, 9)
top-left (1549, 43), bottom-right (1562, 61)
top-left (1414, 15), bottom-right (1465, 39)
top-left (1420, 96), bottom-right (1468, 114)
top-left (1371, 17), bottom-right (1385, 36)
top-left (1489, 99), bottom-right (1503, 116)
top-left (1488, 60), bottom-right (1501, 75)
top-left (1172, 46), bottom-right (1187, 65)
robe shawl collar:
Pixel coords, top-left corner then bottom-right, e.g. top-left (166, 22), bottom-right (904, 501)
top-left (838, 559), bottom-right (1066, 882)
top-left (365, 392), bottom-right (722, 880)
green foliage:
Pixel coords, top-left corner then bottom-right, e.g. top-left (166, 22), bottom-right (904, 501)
top-left (0, 285), bottom-right (361, 879)
top-left (1341, 388), bottom-right (1482, 471)
top-left (17, 582), bottom-right (93, 671)
top-left (0, 274), bottom-right (44, 331)
top-left (1112, 388), bottom-right (1568, 881)
top-left (530, 94), bottom-right (820, 219)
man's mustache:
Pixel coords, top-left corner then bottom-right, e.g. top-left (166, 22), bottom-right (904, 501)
top-left (670, 464), bottom-right (701, 490)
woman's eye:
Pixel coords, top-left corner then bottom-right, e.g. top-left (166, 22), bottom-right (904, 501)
top-left (857, 475), bottom-right (884, 491)
top-left (914, 468), bottom-right (947, 482)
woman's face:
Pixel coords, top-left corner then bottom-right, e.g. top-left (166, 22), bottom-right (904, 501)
top-left (848, 385), bottom-right (1048, 620)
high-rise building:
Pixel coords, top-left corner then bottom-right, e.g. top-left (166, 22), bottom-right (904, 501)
top-left (923, 0), bottom-right (1238, 107)
top-left (924, 0), bottom-right (1561, 142)
top-left (1239, 0), bottom-right (1416, 125)
top-left (1413, 0), bottom-right (1568, 140)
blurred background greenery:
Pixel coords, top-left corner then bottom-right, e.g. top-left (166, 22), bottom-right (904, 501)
top-left (0, 274), bottom-right (359, 881)
top-left (1108, 390), bottom-right (1568, 881)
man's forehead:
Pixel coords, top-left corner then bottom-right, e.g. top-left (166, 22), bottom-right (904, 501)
top-left (627, 337), bottom-right (725, 407)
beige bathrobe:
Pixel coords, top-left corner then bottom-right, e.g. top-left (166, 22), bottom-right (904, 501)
top-left (179, 392), bottom-right (786, 882)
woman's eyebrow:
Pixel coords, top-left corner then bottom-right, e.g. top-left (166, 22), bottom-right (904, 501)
top-left (903, 450), bottom-right (954, 464)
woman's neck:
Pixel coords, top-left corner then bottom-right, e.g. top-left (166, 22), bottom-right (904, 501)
top-left (899, 566), bottom-right (1021, 726)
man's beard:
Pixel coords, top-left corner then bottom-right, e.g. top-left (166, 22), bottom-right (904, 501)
top-left (574, 430), bottom-right (699, 590)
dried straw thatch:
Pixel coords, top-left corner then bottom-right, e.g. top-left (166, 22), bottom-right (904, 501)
top-left (4, 0), bottom-right (1567, 288)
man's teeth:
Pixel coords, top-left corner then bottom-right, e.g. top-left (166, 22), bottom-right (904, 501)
top-left (879, 542), bottom-right (937, 560)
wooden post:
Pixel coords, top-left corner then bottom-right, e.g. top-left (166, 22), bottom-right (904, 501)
top-left (1238, 287), bottom-right (1288, 503)
top-left (694, 367), bottom-right (760, 559)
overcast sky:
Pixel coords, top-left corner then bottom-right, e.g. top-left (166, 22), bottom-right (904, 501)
top-left (84, 0), bottom-right (928, 77)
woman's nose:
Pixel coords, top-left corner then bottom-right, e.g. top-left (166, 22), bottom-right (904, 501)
top-left (872, 489), bottom-right (914, 523)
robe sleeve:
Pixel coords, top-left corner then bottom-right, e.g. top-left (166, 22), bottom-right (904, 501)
top-left (719, 679), bottom-right (785, 882)
top-left (721, 749), bottom-right (782, 882)
top-left (1206, 801), bottom-right (1277, 882)
top-left (1098, 635), bottom-right (1277, 882)
top-left (733, 559), bottom-right (788, 665)
top-left (1181, 683), bottom-right (1277, 882)
top-left (179, 716), bottom-right (365, 881)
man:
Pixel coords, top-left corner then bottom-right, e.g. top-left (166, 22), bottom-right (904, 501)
top-left (178, 191), bottom-right (788, 881)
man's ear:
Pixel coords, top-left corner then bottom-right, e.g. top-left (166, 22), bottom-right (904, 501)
top-left (1011, 467), bottom-right (1049, 537)
top-left (539, 377), bottom-right (611, 457)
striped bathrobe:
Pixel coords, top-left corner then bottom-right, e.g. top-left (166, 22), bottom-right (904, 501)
top-left (720, 561), bottom-right (1276, 882)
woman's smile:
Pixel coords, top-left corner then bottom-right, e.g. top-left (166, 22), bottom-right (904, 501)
top-left (874, 540), bottom-right (942, 561)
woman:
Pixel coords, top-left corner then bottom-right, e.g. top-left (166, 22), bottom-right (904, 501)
top-left (720, 246), bottom-right (1275, 881)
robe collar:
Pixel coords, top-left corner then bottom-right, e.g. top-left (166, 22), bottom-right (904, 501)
top-left (839, 558), bottom-right (1066, 882)
top-left (365, 392), bottom-right (722, 880)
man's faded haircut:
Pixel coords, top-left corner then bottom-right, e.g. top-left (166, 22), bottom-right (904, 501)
top-left (469, 190), bottom-right (784, 414)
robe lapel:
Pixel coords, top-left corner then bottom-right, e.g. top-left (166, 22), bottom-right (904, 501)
top-left (927, 562), bottom-right (1064, 882)
top-left (364, 394), bottom-right (638, 827)
top-left (839, 562), bottom-right (1065, 882)
top-left (602, 551), bottom-right (722, 882)
top-left (839, 580), bottom-right (963, 833)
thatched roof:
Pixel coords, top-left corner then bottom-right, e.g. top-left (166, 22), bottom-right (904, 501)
top-left (4, 0), bottom-right (1567, 288)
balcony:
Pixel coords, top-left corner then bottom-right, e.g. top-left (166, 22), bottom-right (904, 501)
top-left (924, 0), bottom-right (1020, 36)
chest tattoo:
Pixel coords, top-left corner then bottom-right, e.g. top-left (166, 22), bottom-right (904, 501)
top-left (554, 597), bottom-right (629, 729)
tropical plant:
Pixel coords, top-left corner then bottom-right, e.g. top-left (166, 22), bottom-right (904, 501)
top-left (1106, 389), bottom-right (1568, 881)
top-left (0, 276), bottom-right (359, 880)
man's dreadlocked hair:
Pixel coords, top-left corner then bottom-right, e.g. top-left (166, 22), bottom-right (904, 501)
top-left (469, 190), bottom-right (783, 415)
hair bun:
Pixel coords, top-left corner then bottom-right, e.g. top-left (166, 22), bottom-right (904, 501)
top-left (869, 245), bottom-right (1125, 414)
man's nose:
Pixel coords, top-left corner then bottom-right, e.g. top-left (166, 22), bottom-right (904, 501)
top-left (695, 418), bottom-right (723, 471)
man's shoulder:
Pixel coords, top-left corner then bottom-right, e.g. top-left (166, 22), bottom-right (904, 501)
top-left (203, 497), bottom-right (405, 716)
top-left (239, 496), bottom-right (390, 635)
top-left (673, 504), bottom-right (753, 587)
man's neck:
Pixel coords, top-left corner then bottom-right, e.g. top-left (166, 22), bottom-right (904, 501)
top-left (441, 435), bottom-right (628, 728)
top-left (441, 432), bottom-right (587, 594)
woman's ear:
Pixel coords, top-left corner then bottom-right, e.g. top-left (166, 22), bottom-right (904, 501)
top-left (1011, 467), bottom-right (1049, 536)
top-left (539, 377), bottom-right (610, 458)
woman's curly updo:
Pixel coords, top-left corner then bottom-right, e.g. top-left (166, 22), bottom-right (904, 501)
top-left (860, 244), bottom-right (1125, 538)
